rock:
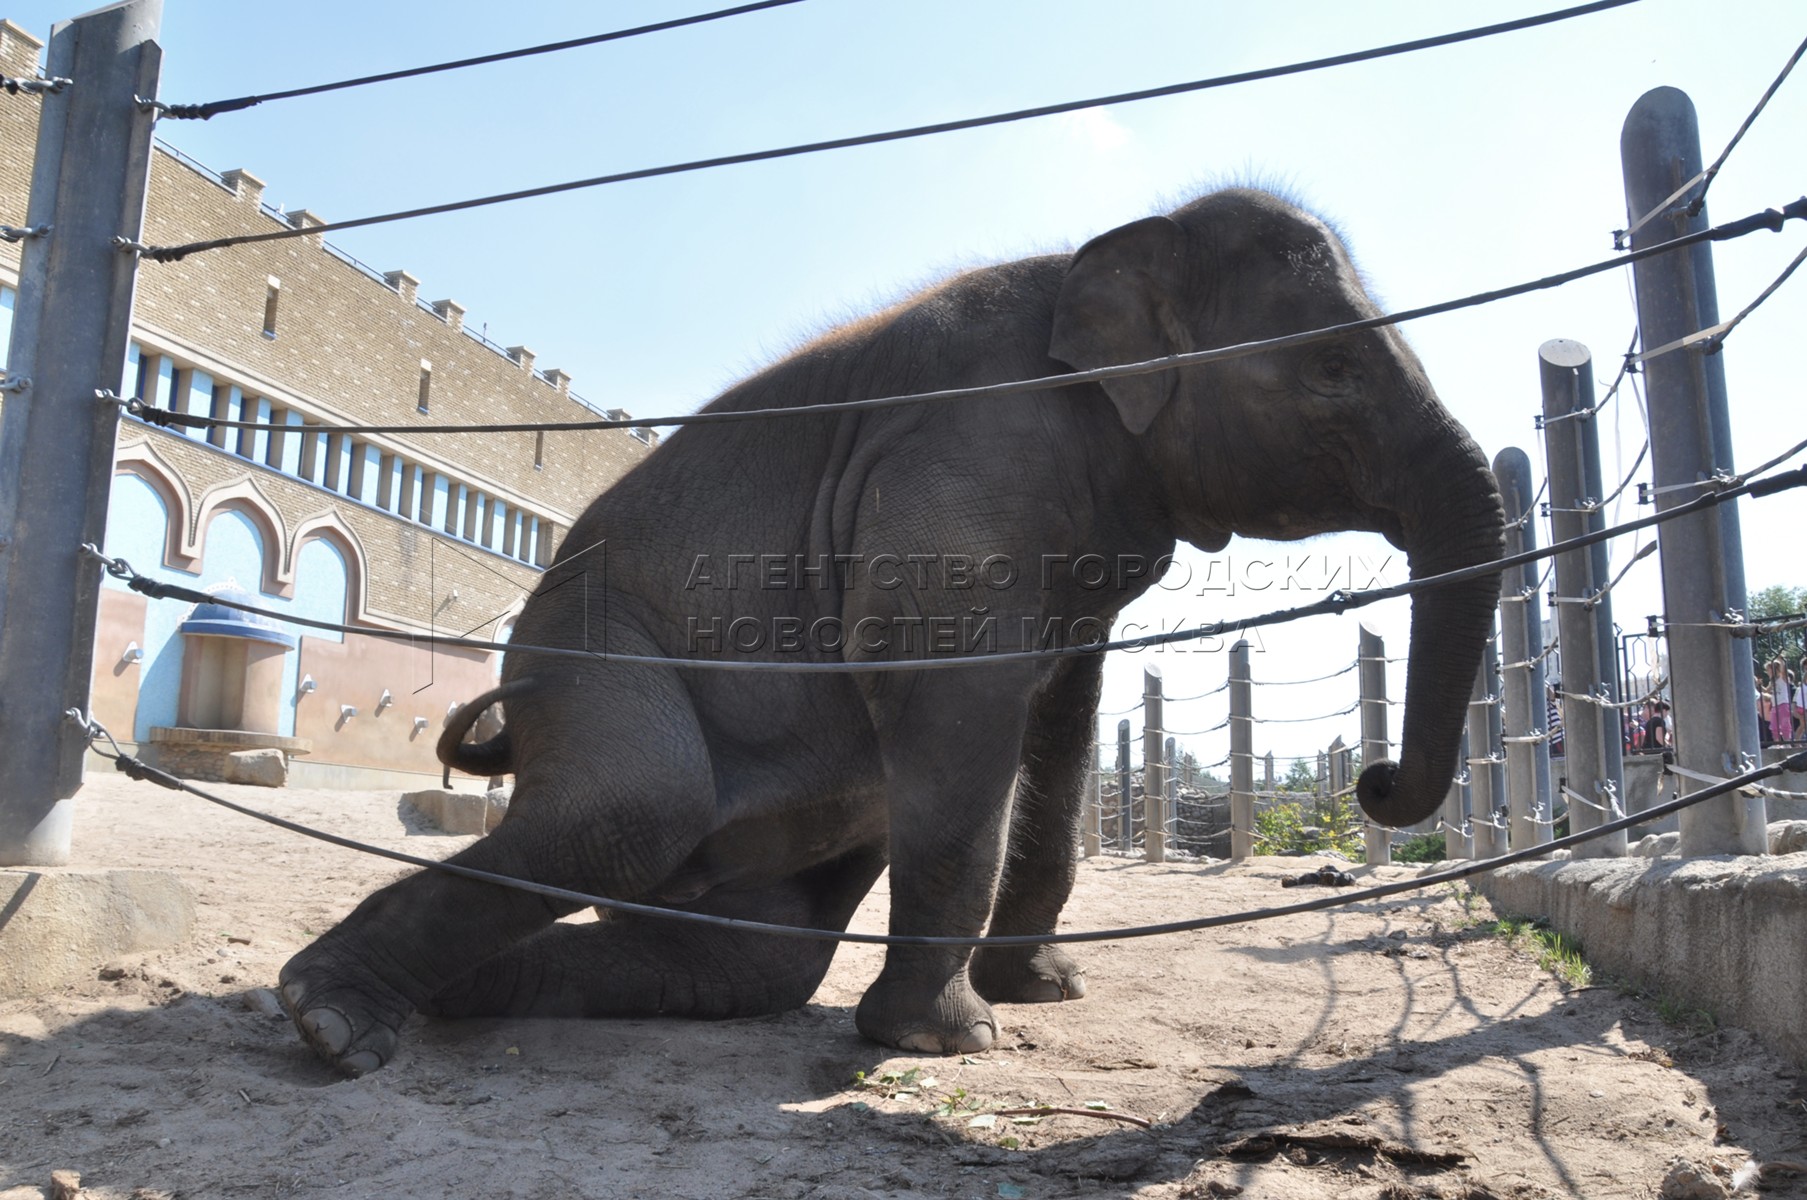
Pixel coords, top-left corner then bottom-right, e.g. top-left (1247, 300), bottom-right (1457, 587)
top-left (484, 787), bottom-right (511, 832)
top-left (242, 987), bottom-right (285, 1019)
top-left (1660, 1157), bottom-right (1729, 1200)
top-left (1635, 831), bottom-right (1681, 858)
top-left (401, 789), bottom-right (491, 835)
top-left (1768, 820), bottom-right (1807, 855)
top-left (225, 748), bottom-right (287, 788)
top-left (50, 1170), bottom-right (81, 1200)
top-left (401, 789), bottom-right (445, 828)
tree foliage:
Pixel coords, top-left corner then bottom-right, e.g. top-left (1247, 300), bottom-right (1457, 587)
top-left (1749, 584), bottom-right (1807, 676)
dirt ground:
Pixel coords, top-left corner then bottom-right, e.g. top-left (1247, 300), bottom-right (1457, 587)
top-left (4, 774), bottom-right (1806, 1200)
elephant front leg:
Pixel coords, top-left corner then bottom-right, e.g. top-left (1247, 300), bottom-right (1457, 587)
top-left (970, 655), bottom-right (1100, 1005)
top-left (854, 682), bottom-right (1031, 1055)
top-left (277, 839), bottom-right (577, 1076)
top-left (421, 846), bottom-right (887, 1021)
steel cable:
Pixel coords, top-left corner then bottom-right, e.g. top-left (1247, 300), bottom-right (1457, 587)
top-left (121, 198), bottom-right (1807, 435)
top-left (147, 1), bottom-right (809, 120)
top-left (72, 714), bottom-right (1806, 947)
top-left (82, 459), bottom-right (1807, 675)
top-left (132, 0), bottom-right (1643, 260)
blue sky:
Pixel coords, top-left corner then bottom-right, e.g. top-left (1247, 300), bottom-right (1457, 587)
top-left (6, 0), bottom-right (1804, 766)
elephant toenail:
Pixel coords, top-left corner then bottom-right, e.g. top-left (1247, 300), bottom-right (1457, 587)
top-left (299, 1007), bottom-right (352, 1055)
top-left (958, 1023), bottom-right (997, 1055)
top-left (338, 1050), bottom-right (382, 1077)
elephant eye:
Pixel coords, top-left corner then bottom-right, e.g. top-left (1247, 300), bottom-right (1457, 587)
top-left (1304, 347), bottom-right (1361, 395)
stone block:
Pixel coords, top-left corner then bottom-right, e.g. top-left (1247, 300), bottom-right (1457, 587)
top-left (401, 789), bottom-right (445, 828)
top-left (0, 869), bottom-right (196, 1000)
top-left (440, 791), bottom-right (489, 835)
top-left (1477, 854), bottom-right (1807, 1067)
top-left (1633, 831), bottom-right (1680, 858)
top-left (1770, 820), bottom-right (1807, 855)
top-left (401, 789), bottom-right (492, 835)
top-left (485, 786), bottom-right (512, 832)
top-left (225, 748), bottom-right (287, 787)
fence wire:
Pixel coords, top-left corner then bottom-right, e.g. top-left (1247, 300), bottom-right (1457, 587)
top-left (132, 0), bottom-right (1643, 259)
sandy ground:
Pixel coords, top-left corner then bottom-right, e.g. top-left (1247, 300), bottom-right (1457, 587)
top-left (4, 774), bottom-right (1807, 1200)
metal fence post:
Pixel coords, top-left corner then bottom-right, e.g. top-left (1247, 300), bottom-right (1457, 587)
top-left (1229, 640), bottom-right (1254, 860)
top-left (1327, 736), bottom-right (1349, 853)
top-left (1082, 760), bottom-right (1101, 858)
top-left (1468, 629), bottom-right (1510, 860)
top-left (1444, 728), bottom-right (1473, 861)
top-left (1116, 719), bottom-right (1132, 853)
top-left (1165, 734), bottom-right (1178, 847)
top-left (1620, 87), bottom-right (1767, 856)
top-left (1494, 447), bottom-right (1556, 850)
top-left (1540, 339), bottom-right (1629, 857)
top-left (1143, 666), bottom-right (1166, 863)
top-left (1358, 625), bottom-right (1390, 865)
top-left (0, 1), bottom-right (163, 865)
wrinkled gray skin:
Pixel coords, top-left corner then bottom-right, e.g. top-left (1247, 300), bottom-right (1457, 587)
top-left (279, 189), bottom-right (1504, 1076)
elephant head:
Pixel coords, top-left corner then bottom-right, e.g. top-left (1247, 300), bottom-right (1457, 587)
top-left (1050, 188), bottom-right (1504, 828)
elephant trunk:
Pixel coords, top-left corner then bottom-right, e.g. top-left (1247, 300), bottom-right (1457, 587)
top-left (1355, 437), bottom-right (1506, 829)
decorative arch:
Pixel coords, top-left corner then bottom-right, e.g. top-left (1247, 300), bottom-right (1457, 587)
top-left (113, 440), bottom-right (198, 573)
top-left (287, 509), bottom-right (371, 626)
top-left (192, 478), bottom-right (289, 594)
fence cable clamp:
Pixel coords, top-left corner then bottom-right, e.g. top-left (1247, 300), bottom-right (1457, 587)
top-left (115, 395), bottom-right (190, 428)
top-left (134, 95), bottom-right (219, 120)
top-left (0, 223), bottom-right (49, 243)
top-left (1, 73), bottom-right (71, 96)
top-left (112, 236), bottom-right (149, 256)
top-left (0, 373), bottom-right (28, 394)
top-left (79, 542), bottom-right (134, 582)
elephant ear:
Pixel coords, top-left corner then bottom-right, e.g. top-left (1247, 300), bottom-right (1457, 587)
top-left (1049, 215), bottom-right (1189, 435)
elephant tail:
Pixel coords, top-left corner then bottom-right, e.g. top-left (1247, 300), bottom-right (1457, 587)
top-left (436, 678), bottom-right (536, 788)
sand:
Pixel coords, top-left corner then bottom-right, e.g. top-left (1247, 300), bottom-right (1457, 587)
top-left (3, 772), bottom-right (1805, 1199)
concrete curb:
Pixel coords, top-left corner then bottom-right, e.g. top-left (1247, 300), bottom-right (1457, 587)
top-left (1475, 852), bottom-right (1807, 1066)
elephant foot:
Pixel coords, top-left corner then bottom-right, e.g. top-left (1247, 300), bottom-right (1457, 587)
top-left (854, 970), bottom-right (997, 1055)
top-left (277, 947), bottom-right (415, 1078)
top-left (970, 944), bottom-right (1087, 1004)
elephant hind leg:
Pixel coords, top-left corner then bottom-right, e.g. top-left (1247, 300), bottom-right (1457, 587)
top-left (422, 845), bottom-right (886, 1021)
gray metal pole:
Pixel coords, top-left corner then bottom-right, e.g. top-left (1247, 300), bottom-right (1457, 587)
top-left (1540, 340), bottom-right (1629, 857)
top-left (1443, 728), bottom-right (1473, 860)
top-left (1327, 736), bottom-right (1348, 852)
top-left (1164, 734), bottom-right (1178, 847)
top-left (1142, 666), bottom-right (1166, 863)
top-left (1116, 719), bottom-right (1132, 853)
top-left (0, 1), bottom-right (163, 865)
top-left (1494, 447), bottom-right (1555, 850)
top-left (1620, 87), bottom-right (1766, 856)
top-left (1358, 624), bottom-right (1390, 865)
top-left (1468, 630), bottom-right (1510, 860)
top-left (1082, 759), bottom-right (1101, 858)
top-left (1229, 641), bottom-right (1254, 860)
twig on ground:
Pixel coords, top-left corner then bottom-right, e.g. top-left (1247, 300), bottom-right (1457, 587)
top-left (995, 1105), bottom-right (1152, 1129)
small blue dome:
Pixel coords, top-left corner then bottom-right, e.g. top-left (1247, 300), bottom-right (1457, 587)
top-left (179, 583), bottom-right (298, 649)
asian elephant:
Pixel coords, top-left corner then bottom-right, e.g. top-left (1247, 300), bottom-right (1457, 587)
top-left (278, 187), bottom-right (1504, 1076)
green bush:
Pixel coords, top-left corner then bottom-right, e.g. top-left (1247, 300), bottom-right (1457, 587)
top-left (1392, 831), bottom-right (1447, 863)
top-left (1253, 799), bottom-right (1362, 858)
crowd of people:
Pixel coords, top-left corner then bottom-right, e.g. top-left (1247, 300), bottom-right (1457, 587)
top-left (1759, 656), bottom-right (1807, 746)
top-left (1539, 652), bottom-right (1804, 761)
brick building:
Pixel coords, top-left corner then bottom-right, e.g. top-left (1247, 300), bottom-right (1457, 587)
top-left (0, 20), bottom-right (653, 787)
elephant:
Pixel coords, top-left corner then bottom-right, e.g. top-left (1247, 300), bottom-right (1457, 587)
top-left (277, 187), bottom-right (1505, 1076)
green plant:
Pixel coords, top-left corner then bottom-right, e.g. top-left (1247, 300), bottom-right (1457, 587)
top-left (1253, 799), bottom-right (1362, 858)
top-left (1491, 917), bottom-right (1593, 987)
top-left (1654, 994), bottom-right (1717, 1035)
top-left (1392, 831), bottom-right (1446, 863)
